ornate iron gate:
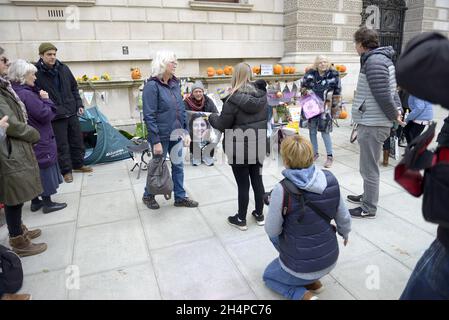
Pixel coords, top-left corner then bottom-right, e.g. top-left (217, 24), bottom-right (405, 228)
top-left (360, 0), bottom-right (407, 62)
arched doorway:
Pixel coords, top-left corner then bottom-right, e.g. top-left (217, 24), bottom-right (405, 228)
top-left (360, 0), bottom-right (407, 62)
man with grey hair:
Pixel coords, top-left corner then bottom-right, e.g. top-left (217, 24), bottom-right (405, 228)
top-left (35, 42), bottom-right (92, 184)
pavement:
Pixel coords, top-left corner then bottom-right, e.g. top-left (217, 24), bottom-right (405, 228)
top-left (1, 105), bottom-right (447, 300)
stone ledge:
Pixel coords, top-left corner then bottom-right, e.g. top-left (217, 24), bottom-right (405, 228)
top-left (189, 1), bottom-right (253, 12)
top-left (11, 0), bottom-right (95, 6)
top-left (77, 79), bottom-right (143, 90)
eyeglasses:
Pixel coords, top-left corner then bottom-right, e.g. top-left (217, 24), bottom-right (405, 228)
top-left (0, 57), bottom-right (8, 64)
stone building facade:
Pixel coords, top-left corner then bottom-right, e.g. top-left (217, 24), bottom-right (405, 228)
top-left (0, 0), bottom-right (448, 123)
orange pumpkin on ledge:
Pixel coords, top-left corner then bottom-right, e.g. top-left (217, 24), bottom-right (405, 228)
top-left (131, 68), bottom-right (141, 80)
top-left (207, 67), bottom-right (215, 77)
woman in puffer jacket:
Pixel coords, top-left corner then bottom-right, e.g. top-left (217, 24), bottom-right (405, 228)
top-left (209, 63), bottom-right (268, 231)
top-left (301, 55), bottom-right (342, 168)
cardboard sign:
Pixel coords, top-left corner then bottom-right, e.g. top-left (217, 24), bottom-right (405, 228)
top-left (261, 64), bottom-right (273, 76)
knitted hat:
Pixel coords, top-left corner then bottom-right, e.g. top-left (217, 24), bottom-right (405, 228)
top-left (191, 80), bottom-right (205, 92)
top-left (39, 42), bottom-right (57, 55)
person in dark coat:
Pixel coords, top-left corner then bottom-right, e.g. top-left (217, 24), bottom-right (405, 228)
top-left (184, 80), bottom-right (219, 166)
top-left (9, 59), bottom-right (67, 214)
top-left (301, 55), bottom-right (342, 168)
top-left (0, 46), bottom-right (47, 257)
top-left (34, 42), bottom-right (92, 184)
top-left (209, 63), bottom-right (267, 230)
top-left (184, 80), bottom-right (218, 113)
top-left (396, 32), bottom-right (449, 300)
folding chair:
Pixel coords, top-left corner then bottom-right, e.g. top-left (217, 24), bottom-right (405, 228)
top-left (127, 140), bottom-right (151, 179)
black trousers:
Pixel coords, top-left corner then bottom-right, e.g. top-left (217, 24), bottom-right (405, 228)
top-left (231, 164), bottom-right (265, 221)
top-left (52, 115), bottom-right (85, 175)
top-left (404, 122), bottom-right (426, 145)
top-left (4, 204), bottom-right (23, 237)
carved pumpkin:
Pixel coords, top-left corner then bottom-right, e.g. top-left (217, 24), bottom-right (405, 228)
top-left (131, 68), bottom-right (141, 80)
top-left (216, 68), bottom-right (224, 76)
top-left (224, 66), bottom-right (233, 76)
top-left (252, 66), bottom-right (261, 75)
top-left (339, 110), bottom-right (348, 119)
top-left (289, 67), bottom-right (296, 74)
top-left (283, 66), bottom-right (290, 74)
top-left (207, 67), bottom-right (215, 77)
top-left (273, 64), bottom-right (282, 75)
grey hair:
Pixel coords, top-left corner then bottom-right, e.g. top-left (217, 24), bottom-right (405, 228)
top-left (151, 51), bottom-right (177, 78)
top-left (8, 59), bottom-right (37, 85)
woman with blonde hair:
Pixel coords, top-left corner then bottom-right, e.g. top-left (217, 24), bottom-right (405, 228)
top-left (301, 55), bottom-right (341, 168)
top-left (142, 50), bottom-right (198, 210)
top-left (263, 135), bottom-right (351, 300)
top-left (209, 63), bottom-right (268, 230)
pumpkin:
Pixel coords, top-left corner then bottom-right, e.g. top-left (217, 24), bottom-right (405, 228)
top-left (273, 64), bottom-right (282, 75)
top-left (252, 65), bottom-right (261, 75)
top-left (216, 68), bottom-right (224, 76)
top-left (339, 110), bottom-right (348, 119)
top-left (207, 67), bottom-right (215, 77)
top-left (224, 66), bottom-right (233, 75)
top-left (283, 66), bottom-right (290, 74)
top-left (289, 67), bottom-right (296, 74)
top-left (338, 65), bottom-right (347, 73)
top-left (131, 68), bottom-right (141, 80)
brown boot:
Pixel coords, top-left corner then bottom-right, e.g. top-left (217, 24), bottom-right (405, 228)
top-left (302, 290), bottom-right (319, 300)
top-left (22, 224), bottom-right (41, 240)
top-left (73, 165), bottom-right (93, 173)
top-left (1, 293), bottom-right (32, 300)
top-left (382, 150), bottom-right (389, 167)
top-left (63, 172), bottom-right (73, 183)
top-left (9, 234), bottom-right (47, 257)
top-left (305, 280), bottom-right (324, 294)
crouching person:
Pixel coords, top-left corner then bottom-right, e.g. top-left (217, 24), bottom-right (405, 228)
top-left (263, 135), bottom-right (351, 300)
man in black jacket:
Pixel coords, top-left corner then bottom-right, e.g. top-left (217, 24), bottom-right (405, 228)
top-left (35, 43), bottom-right (92, 183)
top-left (396, 32), bottom-right (449, 300)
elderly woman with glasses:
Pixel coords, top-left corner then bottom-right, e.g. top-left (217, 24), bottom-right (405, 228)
top-left (142, 51), bottom-right (199, 210)
top-left (0, 47), bottom-right (47, 257)
top-left (9, 59), bottom-right (67, 214)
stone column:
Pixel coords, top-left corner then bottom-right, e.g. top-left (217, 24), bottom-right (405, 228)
top-left (404, 0), bottom-right (449, 46)
top-left (281, 0), bottom-right (364, 98)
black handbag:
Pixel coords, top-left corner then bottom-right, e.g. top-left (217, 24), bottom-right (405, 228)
top-left (317, 113), bottom-right (332, 133)
top-left (0, 244), bottom-right (23, 295)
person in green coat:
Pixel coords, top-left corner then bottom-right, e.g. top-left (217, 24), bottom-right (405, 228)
top-left (0, 47), bottom-right (47, 257)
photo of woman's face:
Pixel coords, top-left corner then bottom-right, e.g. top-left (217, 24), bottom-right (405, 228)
top-left (192, 117), bottom-right (209, 141)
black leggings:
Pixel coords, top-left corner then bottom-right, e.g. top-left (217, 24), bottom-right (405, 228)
top-left (4, 204), bottom-right (23, 237)
top-left (231, 164), bottom-right (265, 221)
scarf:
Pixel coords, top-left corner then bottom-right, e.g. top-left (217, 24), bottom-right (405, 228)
top-left (185, 95), bottom-right (205, 112)
top-left (0, 76), bottom-right (28, 122)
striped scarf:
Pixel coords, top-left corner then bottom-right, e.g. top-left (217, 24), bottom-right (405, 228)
top-left (0, 76), bottom-right (28, 122)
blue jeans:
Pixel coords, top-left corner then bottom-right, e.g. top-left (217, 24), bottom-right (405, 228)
top-left (143, 139), bottom-right (186, 201)
top-left (308, 116), bottom-right (333, 156)
top-left (262, 236), bottom-right (317, 300)
top-left (400, 239), bottom-right (449, 300)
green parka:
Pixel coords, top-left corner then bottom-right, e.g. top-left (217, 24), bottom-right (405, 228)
top-left (0, 84), bottom-right (43, 206)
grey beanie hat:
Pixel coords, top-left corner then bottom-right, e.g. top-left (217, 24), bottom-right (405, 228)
top-left (191, 80), bottom-right (205, 92)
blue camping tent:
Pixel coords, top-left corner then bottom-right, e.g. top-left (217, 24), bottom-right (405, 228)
top-left (79, 106), bottom-right (133, 165)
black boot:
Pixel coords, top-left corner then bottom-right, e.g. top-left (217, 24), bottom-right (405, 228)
top-left (42, 196), bottom-right (67, 214)
top-left (30, 197), bottom-right (43, 212)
